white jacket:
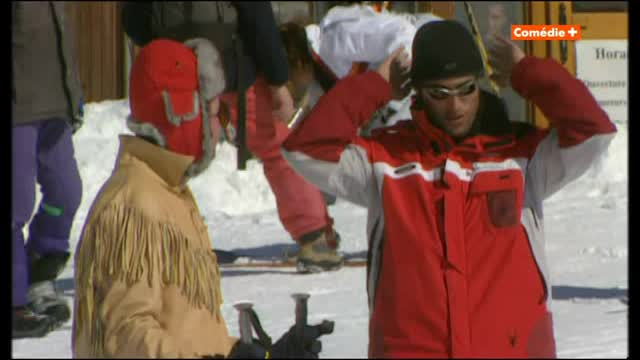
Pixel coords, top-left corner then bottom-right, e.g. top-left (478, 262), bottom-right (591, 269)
top-left (318, 5), bottom-right (417, 78)
top-left (307, 5), bottom-right (442, 127)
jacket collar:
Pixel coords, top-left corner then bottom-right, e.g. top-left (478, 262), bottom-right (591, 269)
top-left (117, 135), bottom-right (194, 187)
top-left (410, 90), bottom-right (517, 155)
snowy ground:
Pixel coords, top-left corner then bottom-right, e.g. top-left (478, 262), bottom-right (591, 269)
top-left (13, 100), bottom-right (627, 358)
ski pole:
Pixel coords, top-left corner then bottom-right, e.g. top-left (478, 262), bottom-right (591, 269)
top-left (234, 301), bottom-right (254, 344)
top-left (287, 106), bottom-right (305, 129)
top-left (463, 1), bottom-right (501, 97)
top-left (287, 89), bottom-right (310, 129)
top-left (291, 293), bottom-right (310, 340)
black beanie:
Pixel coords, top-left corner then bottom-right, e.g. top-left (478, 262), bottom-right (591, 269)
top-left (411, 20), bottom-right (484, 83)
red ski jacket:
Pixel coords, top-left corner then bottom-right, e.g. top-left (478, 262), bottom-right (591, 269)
top-left (282, 56), bottom-right (616, 358)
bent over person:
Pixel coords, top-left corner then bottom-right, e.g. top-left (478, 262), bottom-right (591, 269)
top-left (282, 20), bottom-right (616, 358)
top-left (72, 39), bottom-right (331, 358)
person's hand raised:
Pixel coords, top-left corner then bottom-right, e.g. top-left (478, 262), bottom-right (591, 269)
top-left (486, 33), bottom-right (526, 88)
top-left (376, 47), bottom-right (412, 100)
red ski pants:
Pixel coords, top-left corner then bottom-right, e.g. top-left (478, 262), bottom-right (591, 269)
top-left (219, 77), bottom-right (331, 241)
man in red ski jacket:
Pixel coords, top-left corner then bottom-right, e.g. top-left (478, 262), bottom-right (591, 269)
top-left (282, 20), bottom-right (616, 358)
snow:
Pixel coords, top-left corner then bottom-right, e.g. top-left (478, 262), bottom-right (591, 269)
top-left (13, 99), bottom-right (627, 358)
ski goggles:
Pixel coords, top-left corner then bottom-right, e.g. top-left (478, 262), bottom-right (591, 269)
top-left (418, 79), bottom-right (478, 101)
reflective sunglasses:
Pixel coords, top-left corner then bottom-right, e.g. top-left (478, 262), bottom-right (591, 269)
top-left (420, 80), bottom-right (478, 100)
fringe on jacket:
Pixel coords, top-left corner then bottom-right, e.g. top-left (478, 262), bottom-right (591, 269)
top-left (73, 203), bottom-right (223, 357)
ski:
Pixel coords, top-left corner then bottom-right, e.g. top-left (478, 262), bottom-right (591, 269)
top-left (213, 249), bottom-right (367, 268)
top-left (219, 259), bottom-right (367, 268)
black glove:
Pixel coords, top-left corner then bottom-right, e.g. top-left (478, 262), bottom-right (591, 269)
top-left (271, 320), bottom-right (334, 358)
top-left (224, 317), bottom-right (334, 359)
top-left (201, 340), bottom-right (268, 359)
top-left (223, 340), bottom-right (268, 359)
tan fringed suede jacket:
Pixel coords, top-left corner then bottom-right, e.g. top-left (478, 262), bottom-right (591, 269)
top-left (72, 135), bottom-right (237, 358)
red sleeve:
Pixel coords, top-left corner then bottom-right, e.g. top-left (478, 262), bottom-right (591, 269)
top-left (510, 56), bottom-right (616, 148)
top-left (283, 71), bottom-right (392, 162)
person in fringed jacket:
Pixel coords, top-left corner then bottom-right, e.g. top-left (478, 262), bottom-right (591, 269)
top-left (72, 38), bottom-right (332, 358)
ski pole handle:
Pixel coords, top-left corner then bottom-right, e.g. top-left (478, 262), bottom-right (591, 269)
top-left (291, 293), bottom-right (310, 339)
top-left (234, 302), bottom-right (254, 344)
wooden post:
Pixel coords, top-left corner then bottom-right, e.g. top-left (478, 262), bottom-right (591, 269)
top-left (65, 1), bottom-right (124, 102)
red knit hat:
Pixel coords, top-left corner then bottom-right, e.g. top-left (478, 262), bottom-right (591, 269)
top-left (127, 38), bottom-right (225, 177)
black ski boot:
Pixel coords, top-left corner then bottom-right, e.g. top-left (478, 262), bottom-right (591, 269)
top-left (27, 251), bottom-right (71, 328)
top-left (13, 306), bottom-right (53, 339)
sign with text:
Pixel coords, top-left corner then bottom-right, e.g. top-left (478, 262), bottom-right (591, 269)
top-left (575, 40), bottom-right (628, 123)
